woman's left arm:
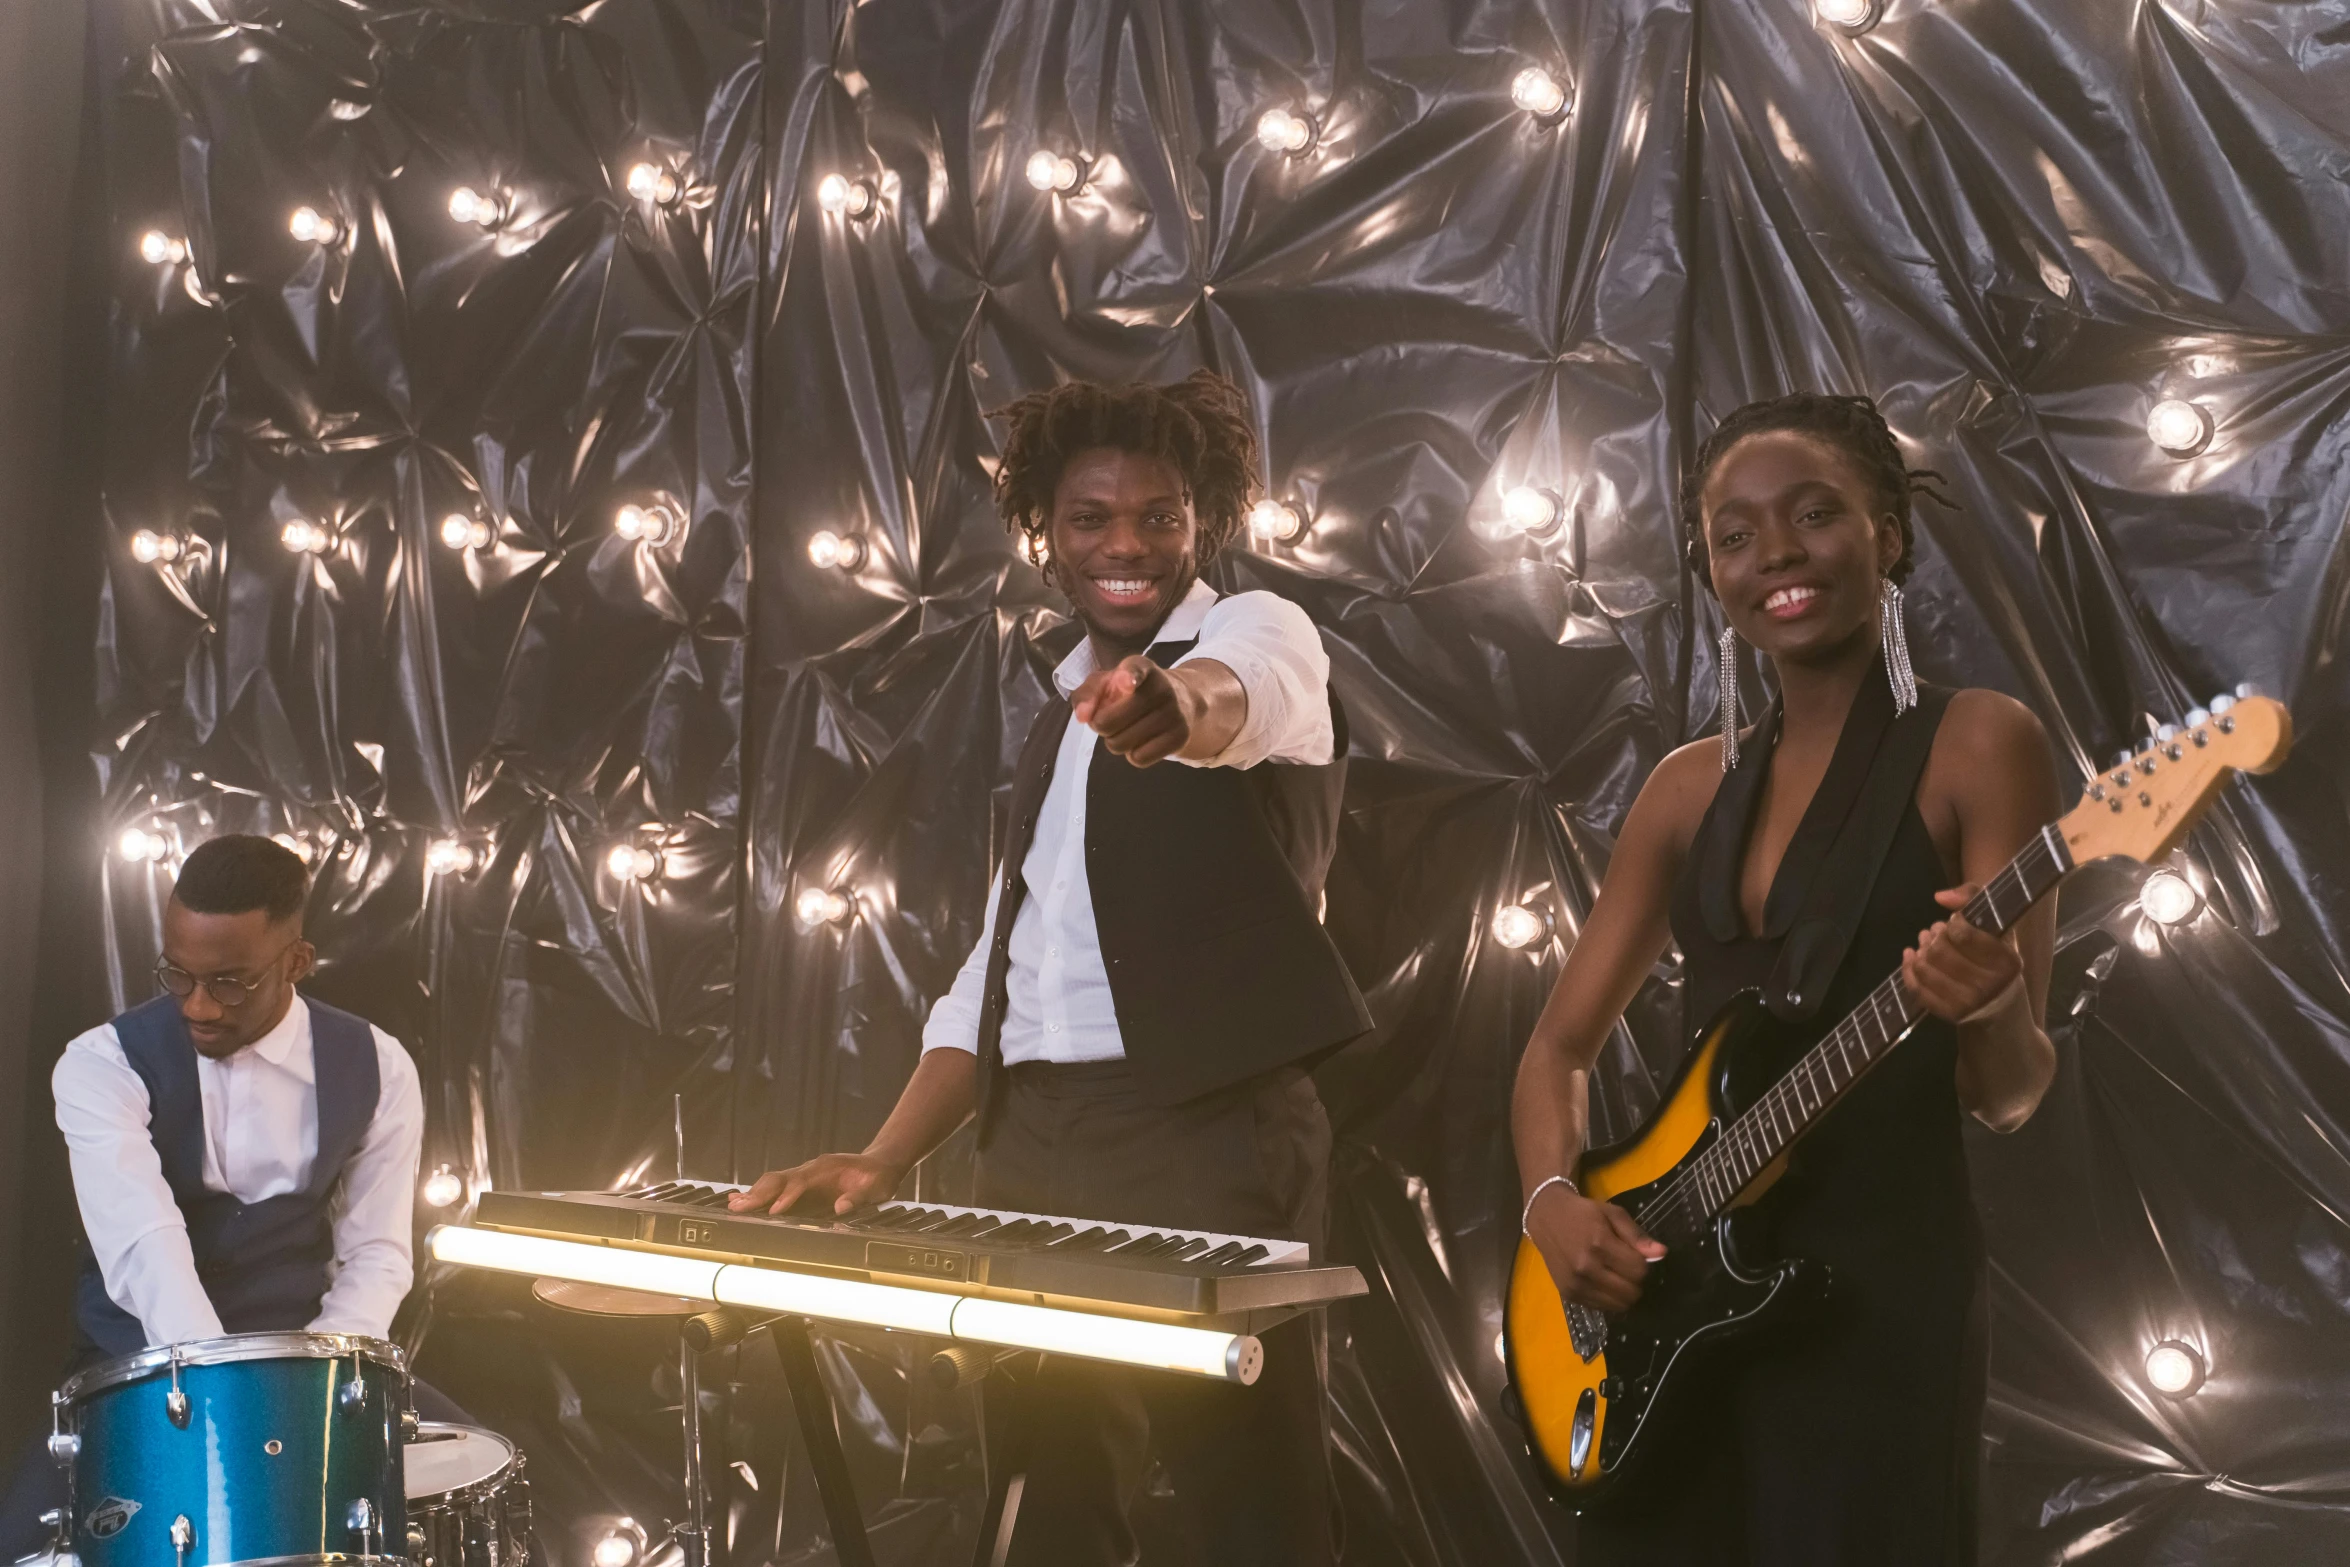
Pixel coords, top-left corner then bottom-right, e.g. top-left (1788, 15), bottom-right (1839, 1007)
top-left (1903, 691), bottom-right (2062, 1133)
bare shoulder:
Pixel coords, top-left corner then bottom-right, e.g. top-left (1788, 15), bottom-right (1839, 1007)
top-left (1621, 735), bottom-right (1733, 863)
top-left (1925, 688), bottom-right (2060, 822)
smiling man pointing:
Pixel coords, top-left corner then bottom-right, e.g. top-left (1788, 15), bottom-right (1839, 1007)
top-left (736, 370), bottom-right (1370, 1564)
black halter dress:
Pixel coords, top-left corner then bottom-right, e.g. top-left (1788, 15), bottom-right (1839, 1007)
top-left (1579, 659), bottom-right (1988, 1566)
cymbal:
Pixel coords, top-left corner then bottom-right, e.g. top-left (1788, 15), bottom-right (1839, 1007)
top-left (531, 1276), bottom-right (705, 1317)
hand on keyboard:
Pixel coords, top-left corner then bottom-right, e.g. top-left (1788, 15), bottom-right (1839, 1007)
top-left (731, 1153), bottom-right (906, 1216)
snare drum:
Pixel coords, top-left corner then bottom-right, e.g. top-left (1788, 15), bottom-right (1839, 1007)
top-left (404, 1424), bottom-right (530, 1567)
top-left (56, 1331), bottom-right (409, 1566)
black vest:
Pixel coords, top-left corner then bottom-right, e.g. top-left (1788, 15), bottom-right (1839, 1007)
top-left (973, 633), bottom-right (1373, 1124)
top-left (74, 994), bottom-right (380, 1356)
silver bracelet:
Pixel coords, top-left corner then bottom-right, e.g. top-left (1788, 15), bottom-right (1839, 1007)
top-left (1522, 1173), bottom-right (1579, 1234)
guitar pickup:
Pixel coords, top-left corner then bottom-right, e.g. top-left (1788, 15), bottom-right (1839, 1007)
top-left (865, 1240), bottom-right (969, 1282)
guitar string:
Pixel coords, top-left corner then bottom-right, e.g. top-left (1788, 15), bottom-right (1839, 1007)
top-left (1626, 831), bottom-right (2063, 1241)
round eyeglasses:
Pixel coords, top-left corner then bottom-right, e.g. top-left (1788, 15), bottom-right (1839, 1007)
top-left (152, 940), bottom-right (297, 1009)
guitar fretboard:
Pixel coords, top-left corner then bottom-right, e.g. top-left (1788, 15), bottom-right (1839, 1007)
top-left (1635, 823), bottom-right (2071, 1246)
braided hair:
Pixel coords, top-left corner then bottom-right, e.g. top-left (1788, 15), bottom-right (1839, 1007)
top-left (1679, 393), bottom-right (1951, 592)
top-left (992, 370), bottom-right (1260, 569)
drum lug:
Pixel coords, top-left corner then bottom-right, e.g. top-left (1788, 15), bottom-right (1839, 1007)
top-left (339, 1350), bottom-right (369, 1417)
top-left (38, 1508), bottom-right (67, 1554)
top-left (401, 1406), bottom-right (421, 1442)
top-left (166, 1344), bottom-right (191, 1429)
top-left (171, 1513), bottom-right (195, 1566)
top-left (47, 1389), bottom-right (79, 1464)
top-left (348, 1495), bottom-right (380, 1555)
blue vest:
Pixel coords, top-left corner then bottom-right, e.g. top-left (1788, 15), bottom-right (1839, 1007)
top-left (74, 994), bottom-right (381, 1357)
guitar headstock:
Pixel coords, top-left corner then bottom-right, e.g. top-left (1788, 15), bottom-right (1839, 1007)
top-left (2060, 687), bottom-right (2290, 868)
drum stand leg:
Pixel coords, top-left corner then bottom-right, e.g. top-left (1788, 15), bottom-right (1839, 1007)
top-left (769, 1316), bottom-right (876, 1567)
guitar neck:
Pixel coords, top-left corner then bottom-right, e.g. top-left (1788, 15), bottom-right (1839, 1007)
top-left (1667, 823), bottom-right (2073, 1227)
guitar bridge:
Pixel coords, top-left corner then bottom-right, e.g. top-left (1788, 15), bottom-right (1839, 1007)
top-left (1566, 1303), bottom-right (1607, 1363)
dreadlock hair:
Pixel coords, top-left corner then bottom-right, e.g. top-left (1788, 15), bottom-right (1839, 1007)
top-left (1679, 393), bottom-right (1953, 593)
top-left (992, 369), bottom-right (1260, 572)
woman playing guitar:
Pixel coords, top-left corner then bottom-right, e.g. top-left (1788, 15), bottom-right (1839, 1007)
top-left (1511, 394), bottom-right (2060, 1562)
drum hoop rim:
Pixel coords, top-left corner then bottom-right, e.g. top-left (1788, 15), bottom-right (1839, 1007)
top-left (208, 1555), bottom-right (412, 1567)
top-left (406, 1421), bottom-right (522, 1504)
top-left (60, 1332), bottom-right (408, 1402)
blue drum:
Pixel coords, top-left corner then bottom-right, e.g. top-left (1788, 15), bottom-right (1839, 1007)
top-left (56, 1332), bottom-right (411, 1566)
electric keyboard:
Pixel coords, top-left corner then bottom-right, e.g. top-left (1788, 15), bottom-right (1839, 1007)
top-left (473, 1181), bottom-right (1367, 1320)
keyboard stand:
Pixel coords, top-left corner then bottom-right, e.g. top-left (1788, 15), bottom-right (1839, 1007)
top-left (771, 1316), bottom-right (879, 1567)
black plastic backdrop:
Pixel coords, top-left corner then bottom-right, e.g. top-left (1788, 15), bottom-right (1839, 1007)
top-left (68, 0), bottom-right (2350, 1561)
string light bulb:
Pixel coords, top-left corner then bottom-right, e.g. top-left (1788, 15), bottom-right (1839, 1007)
top-left (806, 530), bottom-right (868, 570)
top-left (2144, 1340), bottom-right (2206, 1397)
top-left (1255, 107), bottom-right (1318, 156)
top-left (1491, 904), bottom-right (1551, 950)
top-left (613, 502), bottom-right (681, 547)
top-left (439, 513), bottom-right (492, 551)
top-left (1511, 66), bottom-right (1571, 121)
top-left (1815, 0), bottom-right (1880, 32)
top-left (816, 173), bottom-right (877, 220)
top-left (280, 518), bottom-right (336, 555)
top-left (118, 826), bottom-right (170, 863)
top-left (426, 838), bottom-right (484, 878)
top-left (606, 842), bottom-right (664, 883)
top-left (796, 886), bottom-right (852, 927)
top-left (139, 230), bottom-right (188, 266)
top-left (2139, 870), bottom-right (2198, 925)
top-left (447, 186), bottom-right (506, 229)
top-left (1025, 150), bottom-right (1085, 195)
top-left (287, 206), bottom-right (342, 246)
top-left (1248, 499), bottom-right (1305, 543)
top-left (590, 1525), bottom-right (644, 1567)
top-left (130, 528), bottom-right (185, 565)
top-left (625, 162), bottom-right (682, 206)
top-left (273, 830), bottom-right (320, 865)
top-left (421, 1166), bottom-right (465, 1209)
top-left (2146, 398), bottom-right (2214, 458)
top-left (1500, 485), bottom-right (1563, 537)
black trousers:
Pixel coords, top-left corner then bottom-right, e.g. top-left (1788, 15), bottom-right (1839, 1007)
top-left (973, 1058), bottom-right (1334, 1567)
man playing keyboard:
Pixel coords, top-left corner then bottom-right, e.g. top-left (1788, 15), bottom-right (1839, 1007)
top-left (735, 370), bottom-right (1371, 1566)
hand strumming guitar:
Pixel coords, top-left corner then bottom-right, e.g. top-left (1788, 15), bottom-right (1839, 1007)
top-left (1525, 1182), bottom-right (1667, 1313)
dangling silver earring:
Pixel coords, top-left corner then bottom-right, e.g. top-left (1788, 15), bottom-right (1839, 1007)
top-left (1880, 577), bottom-right (1917, 716)
top-left (1718, 624), bottom-right (1742, 773)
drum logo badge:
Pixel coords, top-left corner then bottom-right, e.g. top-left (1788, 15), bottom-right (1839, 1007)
top-left (86, 1496), bottom-right (142, 1539)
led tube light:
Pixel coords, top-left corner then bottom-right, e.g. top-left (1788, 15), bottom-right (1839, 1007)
top-left (427, 1225), bottom-right (1262, 1383)
top-left (428, 1225), bottom-right (722, 1300)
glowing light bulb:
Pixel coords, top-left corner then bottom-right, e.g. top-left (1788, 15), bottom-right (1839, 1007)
top-left (426, 838), bottom-right (482, 877)
top-left (130, 528), bottom-right (185, 565)
top-left (117, 826), bottom-right (168, 863)
top-left (807, 530), bottom-right (868, 570)
top-left (796, 886), bottom-right (852, 927)
top-left (607, 843), bottom-right (663, 883)
top-left (272, 831), bottom-right (318, 865)
top-left (139, 230), bottom-right (187, 266)
top-left (2139, 870), bottom-right (2198, 925)
top-left (1256, 107), bottom-right (1316, 156)
top-left (421, 1166), bottom-right (465, 1209)
top-left (280, 518), bottom-right (334, 555)
top-left (1491, 904), bottom-right (1550, 950)
top-left (1025, 150), bottom-right (1084, 195)
top-left (288, 206), bottom-right (341, 246)
top-left (1500, 485), bottom-right (1562, 536)
top-left (1511, 66), bottom-right (1570, 120)
top-left (2144, 1341), bottom-right (2205, 1396)
top-left (439, 513), bottom-right (491, 551)
top-left (816, 174), bottom-right (876, 219)
top-left (613, 502), bottom-right (680, 546)
top-left (626, 163), bottom-right (681, 206)
top-left (1247, 499), bottom-right (1304, 543)
top-left (1816, 0), bottom-right (1878, 30)
top-left (447, 186), bottom-right (505, 229)
top-left (591, 1529), bottom-right (640, 1567)
top-left (2146, 398), bottom-right (2213, 457)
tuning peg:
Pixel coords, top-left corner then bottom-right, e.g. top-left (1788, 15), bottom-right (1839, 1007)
top-left (2208, 692), bottom-right (2235, 715)
top-left (2156, 723), bottom-right (2179, 742)
top-left (2113, 749), bottom-right (2136, 770)
top-left (2184, 707), bottom-right (2210, 729)
top-left (2232, 681), bottom-right (2260, 700)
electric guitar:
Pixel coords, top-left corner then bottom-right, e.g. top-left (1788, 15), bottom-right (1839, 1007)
top-left (1503, 687), bottom-right (2291, 1509)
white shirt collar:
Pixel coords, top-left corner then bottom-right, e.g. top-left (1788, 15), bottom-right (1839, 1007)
top-left (232, 994), bottom-right (310, 1068)
top-left (1053, 579), bottom-right (1220, 697)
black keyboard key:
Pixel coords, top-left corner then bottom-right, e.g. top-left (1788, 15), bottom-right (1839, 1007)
top-left (1197, 1242), bottom-right (1243, 1266)
top-left (1167, 1238), bottom-right (1210, 1261)
top-left (862, 1208), bottom-right (923, 1230)
top-left (1048, 1227), bottom-right (1112, 1250)
top-left (930, 1214), bottom-right (988, 1236)
top-left (1108, 1233), bottom-right (1169, 1255)
top-left (1232, 1244), bottom-right (1269, 1265)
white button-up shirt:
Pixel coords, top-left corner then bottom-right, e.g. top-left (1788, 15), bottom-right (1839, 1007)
top-left (923, 582), bottom-right (1334, 1065)
top-left (53, 997), bottom-right (425, 1346)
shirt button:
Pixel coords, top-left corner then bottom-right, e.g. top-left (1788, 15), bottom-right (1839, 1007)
top-left (1048, 946), bottom-right (1059, 956)
top-left (1048, 1023), bottom-right (1061, 1033)
top-left (1054, 880), bottom-right (1066, 890)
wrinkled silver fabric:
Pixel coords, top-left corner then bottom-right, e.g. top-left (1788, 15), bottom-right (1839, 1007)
top-left (85, 0), bottom-right (2350, 1561)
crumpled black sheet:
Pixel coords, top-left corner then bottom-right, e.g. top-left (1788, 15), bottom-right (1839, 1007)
top-left (82, 0), bottom-right (2350, 1561)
